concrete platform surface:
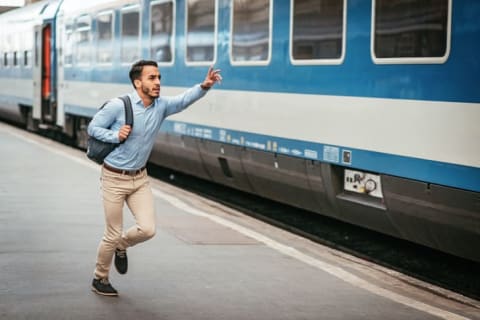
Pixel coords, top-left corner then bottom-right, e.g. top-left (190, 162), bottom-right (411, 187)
top-left (0, 122), bottom-right (479, 320)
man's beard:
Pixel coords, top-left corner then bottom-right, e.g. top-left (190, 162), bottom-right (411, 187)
top-left (141, 85), bottom-right (160, 99)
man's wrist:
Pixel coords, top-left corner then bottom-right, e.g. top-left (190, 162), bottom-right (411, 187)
top-left (200, 83), bottom-right (211, 90)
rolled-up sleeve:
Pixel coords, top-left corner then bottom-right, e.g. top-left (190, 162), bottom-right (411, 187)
top-left (87, 101), bottom-right (121, 143)
top-left (164, 84), bottom-right (208, 117)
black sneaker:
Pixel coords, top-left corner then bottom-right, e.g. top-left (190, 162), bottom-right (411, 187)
top-left (115, 249), bottom-right (128, 274)
top-left (91, 278), bottom-right (118, 296)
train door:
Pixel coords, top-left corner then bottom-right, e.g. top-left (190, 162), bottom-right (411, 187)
top-left (56, 16), bottom-right (65, 128)
top-left (33, 23), bottom-right (55, 125)
top-left (32, 25), bottom-right (42, 121)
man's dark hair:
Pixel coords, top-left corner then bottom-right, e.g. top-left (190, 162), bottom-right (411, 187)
top-left (129, 60), bottom-right (158, 89)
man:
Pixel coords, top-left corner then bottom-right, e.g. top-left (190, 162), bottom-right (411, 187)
top-left (87, 60), bottom-right (222, 296)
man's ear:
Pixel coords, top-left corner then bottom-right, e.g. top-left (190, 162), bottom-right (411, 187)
top-left (134, 79), bottom-right (141, 88)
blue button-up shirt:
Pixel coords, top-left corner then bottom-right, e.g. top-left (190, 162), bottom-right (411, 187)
top-left (87, 84), bottom-right (207, 170)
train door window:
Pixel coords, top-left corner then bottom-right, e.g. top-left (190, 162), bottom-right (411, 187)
top-left (121, 5), bottom-right (141, 64)
top-left (74, 14), bottom-right (92, 66)
top-left (290, 0), bottom-right (346, 64)
top-left (34, 30), bottom-right (38, 67)
top-left (150, 0), bottom-right (174, 64)
top-left (230, 0), bottom-right (272, 65)
top-left (372, 0), bottom-right (451, 64)
top-left (64, 20), bottom-right (74, 67)
top-left (96, 11), bottom-right (114, 64)
top-left (185, 0), bottom-right (216, 65)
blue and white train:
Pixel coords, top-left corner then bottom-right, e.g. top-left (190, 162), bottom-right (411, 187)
top-left (0, 0), bottom-right (479, 262)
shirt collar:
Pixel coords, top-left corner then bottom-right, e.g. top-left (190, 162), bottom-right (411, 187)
top-left (130, 90), bottom-right (157, 109)
top-left (131, 90), bottom-right (143, 106)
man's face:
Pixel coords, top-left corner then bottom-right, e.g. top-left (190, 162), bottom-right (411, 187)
top-left (138, 65), bottom-right (161, 99)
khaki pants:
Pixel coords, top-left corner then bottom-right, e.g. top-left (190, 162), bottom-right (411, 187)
top-left (94, 167), bottom-right (156, 279)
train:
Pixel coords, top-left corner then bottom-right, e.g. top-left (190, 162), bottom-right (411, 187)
top-left (0, 0), bottom-right (479, 263)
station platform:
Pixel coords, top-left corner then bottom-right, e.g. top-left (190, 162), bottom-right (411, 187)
top-left (0, 121), bottom-right (479, 320)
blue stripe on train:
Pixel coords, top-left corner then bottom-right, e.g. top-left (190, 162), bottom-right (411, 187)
top-left (14, 100), bottom-right (480, 192)
top-left (160, 119), bottom-right (480, 193)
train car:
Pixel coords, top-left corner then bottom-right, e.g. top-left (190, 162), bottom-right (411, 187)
top-left (0, 0), bottom-right (479, 263)
top-left (0, 0), bottom-right (60, 126)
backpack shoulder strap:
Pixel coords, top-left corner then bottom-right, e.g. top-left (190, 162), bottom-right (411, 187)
top-left (118, 95), bottom-right (134, 128)
top-left (99, 100), bottom-right (109, 110)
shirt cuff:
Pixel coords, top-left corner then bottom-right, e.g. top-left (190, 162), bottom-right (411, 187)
top-left (112, 131), bottom-right (121, 143)
top-left (200, 83), bottom-right (211, 91)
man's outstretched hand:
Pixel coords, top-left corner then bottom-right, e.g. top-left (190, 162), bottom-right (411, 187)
top-left (201, 66), bottom-right (222, 89)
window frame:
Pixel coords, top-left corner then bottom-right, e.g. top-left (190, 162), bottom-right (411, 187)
top-left (149, 0), bottom-right (175, 66)
top-left (184, 0), bottom-right (218, 66)
top-left (74, 14), bottom-right (92, 66)
top-left (229, 0), bottom-right (273, 66)
top-left (63, 19), bottom-right (74, 68)
top-left (120, 4), bottom-right (141, 65)
top-left (289, 0), bottom-right (347, 65)
top-left (371, 0), bottom-right (452, 64)
top-left (95, 10), bottom-right (115, 66)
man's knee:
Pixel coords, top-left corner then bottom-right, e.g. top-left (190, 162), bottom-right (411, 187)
top-left (139, 225), bottom-right (156, 240)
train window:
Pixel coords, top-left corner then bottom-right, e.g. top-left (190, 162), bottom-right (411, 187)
top-left (150, 0), bottom-right (174, 64)
top-left (290, 0), bottom-right (346, 64)
top-left (75, 14), bottom-right (92, 65)
top-left (372, 0), bottom-right (451, 64)
top-left (24, 50), bottom-right (30, 67)
top-left (96, 11), bottom-right (114, 64)
top-left (13, 52), bottom-right (18, 67)
top-left (230, 0), bottom-right (271, 65)
top-left (64, 20), bottom-right (74, 67)
top-left (185, 0), bottom-right (216, 65)
top-left (121, 6), bottom-right (141, 64)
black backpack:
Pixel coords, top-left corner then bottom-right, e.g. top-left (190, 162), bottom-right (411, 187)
top-left (86, 96), bottom-right (133, 164)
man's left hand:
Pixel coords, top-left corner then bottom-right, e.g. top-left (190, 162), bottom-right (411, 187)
top-left (201, 66), bottom-right (222, 89)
